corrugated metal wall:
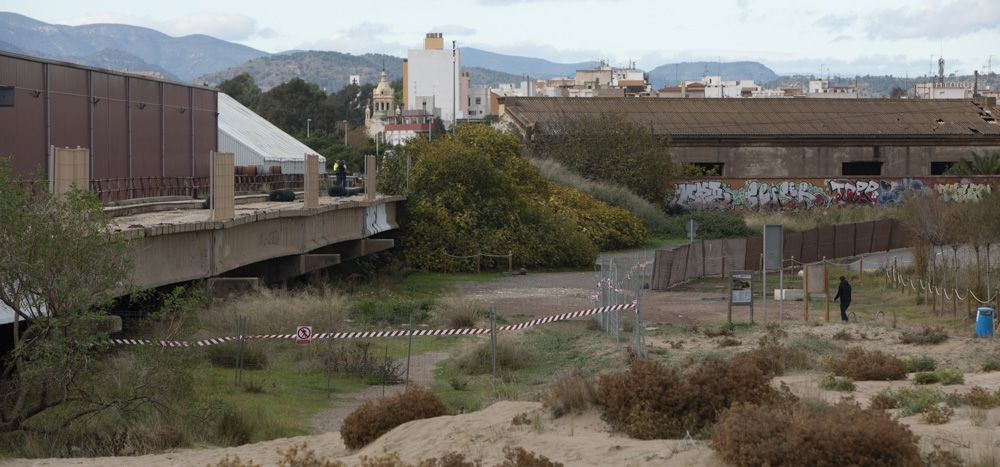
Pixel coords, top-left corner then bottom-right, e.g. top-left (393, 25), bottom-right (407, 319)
top-left (0, 51), bottom-right (217, 187)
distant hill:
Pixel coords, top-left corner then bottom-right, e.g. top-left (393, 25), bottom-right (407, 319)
top-left (647, 61), bottom-right (779, 88)
top-left (199, 51), bottom-right (405, 91)
top-left (72, 48), bottom-right (177, 80)
top-left (461, 47), bottom-right (597, 79)
top-left (0, 11), bottom-right (267, 80)
top-left (464, 66), bottom-right (526, 87)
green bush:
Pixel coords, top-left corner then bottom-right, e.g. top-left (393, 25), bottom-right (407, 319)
top-left (913, 368), bottom-right (964, 386)
top-left (530, 158), bottom-right (673, 235)
top-left (905, 356), bottom-right (937, 373)
top-left (206, 343), bottom-right (268, 370)
top-left (661, 210), bottom-right (756, 239)
top-left (390, 126), bottom-right (609, 271)
top-left (547, 184), bottom-right (647, 250)
top-left (870, 387), bottom-right (953, 416)
top-left (819, 374), bottom-right (856, 392)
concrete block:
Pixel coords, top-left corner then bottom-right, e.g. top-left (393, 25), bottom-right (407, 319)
top-left (773, 289), bottom-right (804, 301)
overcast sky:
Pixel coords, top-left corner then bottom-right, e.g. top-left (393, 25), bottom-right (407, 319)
top-left (7, 0), bottom-right (1000, 76)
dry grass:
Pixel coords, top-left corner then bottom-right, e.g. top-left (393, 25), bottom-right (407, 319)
top-left (823, 347), bottom-right (907, 381)
top-left (900, 326), bottom-right (949, 345)
top-left (339, 385), bottom-right (448, 450)
top-left (436, 297), bottom-right (485, 329)
top-left (201, 287), bottom-right (346, 335)
top-left (544, 370), bottom-right (597, 417)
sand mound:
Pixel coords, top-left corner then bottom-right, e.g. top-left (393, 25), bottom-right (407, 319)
top-left (0, 401), bottom-right (720, 467)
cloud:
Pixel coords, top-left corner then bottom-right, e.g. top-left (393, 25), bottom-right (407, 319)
top-left (477, 0), bottom-right (619, 4)
top-left (814, 13), bottom-right (858, 32)
top-left (296, 22), bottom-right (408, 56)
top-left (433, 24), bottom-right (477, 36)
top-left (58, 11), bottom-right (274, 41)
top-left (863, 0), bottom-right (1000, 40)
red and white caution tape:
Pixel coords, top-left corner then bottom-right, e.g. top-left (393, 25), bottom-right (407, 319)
top-left (111, 302), bottom-right (637, 347)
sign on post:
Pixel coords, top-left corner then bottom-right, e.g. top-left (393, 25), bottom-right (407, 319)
top-left (763, 224), bottom-right (784, 271)
top-left (730, 271), bottom-right (754, 305)
top-left (296, 326), bottom-right (313, 344)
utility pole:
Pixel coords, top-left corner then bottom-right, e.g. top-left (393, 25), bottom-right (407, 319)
top-left (452, 40), bottom-right (457, 134)
top-left (306, 118), bottom-right (311, 138)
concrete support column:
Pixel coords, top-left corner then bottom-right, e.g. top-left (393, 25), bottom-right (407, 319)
top-left (365, 154), bottom-right (377, 201)
top-left (304, 154), bottom-right (319, 209)
top-left (211, 151), bottom-right (235, 220)
top-left (51, 146), bottom-right (89, 199)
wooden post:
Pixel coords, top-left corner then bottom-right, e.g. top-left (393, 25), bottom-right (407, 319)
top-left (803, 260), bottom-right (810, 322)
top-left (727, 273), bottom-right (733, 323)
top-left (476, 252), bottom-right (481, 274)
top-left (967, 292), bottom-right (972, 319)
top-left (859, 256), bottom-right (864, 281)
top-left (508, 251), bottom-right (513, 275)
top-left (823, 257), bottom-right (830, 323)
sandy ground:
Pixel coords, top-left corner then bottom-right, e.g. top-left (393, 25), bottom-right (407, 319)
top-left (2, 402), bottom-right (722, 467)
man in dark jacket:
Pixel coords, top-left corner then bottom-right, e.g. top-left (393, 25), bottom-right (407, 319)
top-left (335, 160), bottom-right (347, 187)
top-left (834, 276), bottom-right (852, 322)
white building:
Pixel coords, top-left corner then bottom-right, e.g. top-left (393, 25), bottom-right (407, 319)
top-left (685, 76), bottom-right (761, 98)
top-left (913, 82), bottom-right (974, 99)
top-left (467, 84), bottom-right (491, 119)
top-left (404, 33), bottom-right (463, 126)
top-left (218, 93), bottom-right (326, 174)
top-left (806, 79), bottom-right (858, 99)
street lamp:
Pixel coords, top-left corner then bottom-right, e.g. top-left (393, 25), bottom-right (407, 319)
top-left (306, 118), bottom-right (312, 138)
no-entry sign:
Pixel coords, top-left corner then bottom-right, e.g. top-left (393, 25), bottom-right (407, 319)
top-left (296, 326), bottom-right (313, 344)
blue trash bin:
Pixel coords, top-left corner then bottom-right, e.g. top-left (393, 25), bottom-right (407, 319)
top-left (976, 307), bottom-right (994, 338)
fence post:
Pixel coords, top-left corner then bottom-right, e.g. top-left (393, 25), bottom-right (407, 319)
top-left (635, 283), bottom-right (643, 358)
top-left (490, 306), bottom-right (497, 391)
top-left (405, 310), bottom-right (413, 386)
top-left (803, 259), bottom-right (809, 322)
top-left (823, 257), bottom-right (830, 323)
top-left (382, 345), bottom-right (389, 397)
top-left (761, 253), bottom-right (767, 324)
top-left (508, 251), bottom-right (513, 275)
top-left (476, 252), bottom-right (481, 274)
top-left (779, 258), bottom-right (785, 324)
top-left (727, 272), bottom-right (733, 323)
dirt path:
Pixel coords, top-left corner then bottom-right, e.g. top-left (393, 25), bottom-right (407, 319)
top-left (312, 351), bottom-right (449, 434)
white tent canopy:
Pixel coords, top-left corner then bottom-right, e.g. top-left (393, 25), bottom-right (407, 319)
top-left (217, 93), bottom-right (327, 174)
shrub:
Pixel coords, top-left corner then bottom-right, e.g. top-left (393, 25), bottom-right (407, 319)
top-left (497, 446), bottom-right (564, 467)
top-left (921, 404), bottom-right (954, 424)
top-left (731, 342), bottom-right (809, 377)
top-left (661, 210), bottom-right (756, 239)
top-left (545, 370), bottom-right (597, 417)
top-left (340, 385), bottom-right (447, 449)
top-left (448, 377), bottom-right (468, 391)
top-left (546, 184), bottom-right (647, 250)
top-left (832, 329), bottom-right (853, 341)
top-left (824, 348), bottom-right (907, 381)
top-left (905, 355), bottom-right (937, 373)
top-left (329, 342), bottom-right (404, 384)
top-left (712, 401), bottom-right (922, 467)
top-left (900, 326), bottom-right (949, 345)
top-left (215, 405), bottom-right (260, 446)
top-left (913, 372), bottom-right (940, 385)
top-left (596, 357), bottom-right (783, 439)
top-left (819, 374), bottom-right (856, 392)
top-left (530, 158), bottom-right (672, 235)
top-left (206, 343), bottom-right (268, 370)
top-left (456, 337), bottom-right (534, 375)
top-left (871, 387), bottom-right (949, 416)
top-left (437, 298), bottom-right (483, 329)
top-left (913, 368), bottom-right (964, 386)
top-left (962, 386), bottom-right (1000, 408)
top-left (981, 359), bottom-right (1000, 372)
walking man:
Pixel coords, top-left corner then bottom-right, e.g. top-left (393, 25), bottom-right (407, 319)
top-left (834, 276), bottom-right (852, 322)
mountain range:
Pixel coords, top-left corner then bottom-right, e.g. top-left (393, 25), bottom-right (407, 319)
top-left (0, 11), bottom-right (781, 92)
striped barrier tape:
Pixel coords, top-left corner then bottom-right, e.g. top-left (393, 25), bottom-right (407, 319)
top-left (110, 302), bottom-right (636, 347)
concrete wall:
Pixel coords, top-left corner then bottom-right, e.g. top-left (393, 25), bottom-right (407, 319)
top-left (671, 145), bottom-right (1000, 178)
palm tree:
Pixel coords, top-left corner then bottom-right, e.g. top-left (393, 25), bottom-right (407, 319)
top-left (945, 151), bottom-right (1000, 176)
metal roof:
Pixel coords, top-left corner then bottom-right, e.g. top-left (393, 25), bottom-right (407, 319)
top-left (503, 97), bottom-right (1000, 140)
top-left (218, 93), bottom-right (326, 164)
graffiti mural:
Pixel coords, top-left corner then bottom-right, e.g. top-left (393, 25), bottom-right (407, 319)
top-left (672, 177), bottom-right (998, 210)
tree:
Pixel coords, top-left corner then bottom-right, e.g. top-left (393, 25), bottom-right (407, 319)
top-left (945, 151), bottom-right (1000, 175)
top-left (525, 112), bottom-right (674, 205)
top-left (889, 86), bottom-right (907, 99)
top-left (256, 78), bottom-right (335, 136)
top-left (0, 160), bottom-right (200, 441)
top-left (218, 73), bottom-right (262, 109)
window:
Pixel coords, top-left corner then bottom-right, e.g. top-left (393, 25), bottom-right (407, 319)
top-left (931, 162), bottom-right (954, 175)
top-left (685, 162), bottom-right (724, 176)
top-left (475, 97), bottom-right (482, 105)
top-left (842, 161), bottom-right (882, 176)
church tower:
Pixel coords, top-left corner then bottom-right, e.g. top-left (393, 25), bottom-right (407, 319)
top-left (372, 69), bottom-right (395, 120)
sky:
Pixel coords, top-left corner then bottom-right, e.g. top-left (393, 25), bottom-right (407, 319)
top-left (7, 0), bottom-right (1000, 77)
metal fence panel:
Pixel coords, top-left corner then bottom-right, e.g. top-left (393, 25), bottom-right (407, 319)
top-left (703, 239), bottom-right (726, 277)
top-left (686, 240), bottom-right (705, 280)
top-left (669, 244), bottom-right (690, 287)
top-left (834, 224), bottom-right (856, 258)
top-left (745, 235), bottom-right (762, 272)
top-left (889, 220), bottom-right (911, 250)
top-left (817, 226), bottom-right (836, 260)
top-left (783, 231), bottom-right (803, 263)
top-left (725, 238), bottom-right (747, 272)
top-left (854, 221), bottom-right (875, 255)
top-left (871, 219), bottom-right (893, 252)
top-left (801, 228), bottom-right (819, 263)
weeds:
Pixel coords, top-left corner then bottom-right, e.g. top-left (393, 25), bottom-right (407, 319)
top-left (832, 329), bottom-right (853, 341)
top-left (921, 405), bottom-right (954, 424)
top-left (914, 368), bottom-right (965, 386)
top-left (351, 296), bottom-right (433, 326)
top-left (900, 327), bottom-right (949, 345)
top-left (544, 370), bottom-right (597, 417)
top-left (437, 298), bottom-right (483, 329)
top-left (206, 343), bottom-right (269, 369)
top-left (981, 359), bottom-right (1000, 372)
top-left (870, 387), bottom-right (950, 416)
top-left (819, 374), bottom-right (856, 392)
top-left (962, 386), bottom-right (1000, 409)
top-left (718, 337), bottom-right (741, 348)
top-left (456, 337), bottom-right (534, 375)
